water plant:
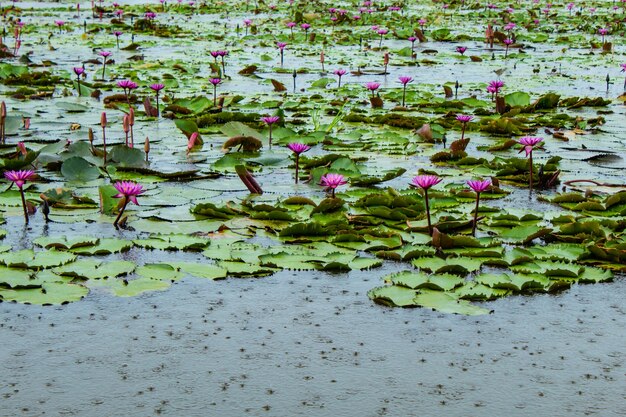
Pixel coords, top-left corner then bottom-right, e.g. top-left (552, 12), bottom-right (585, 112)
top-left (117, 79), bottom-right (138, 105)
top-left (334, 69), bottom-right (347, 88)
top-left (262, 116), bottom-right (280, 149)
top-left (456, 115), bottom-right (473, 140)
top-left (398, 76), bottom-right (413, 107)
top-left (112, 181), bottom-right (144, 227)
top-left (410, 175), bottom-right (442, 236)
top-left (73, 67), bottom-right (85, 96)
top-left (287, 143), bottom-right (310, 184)
top-left (209, 78), bottom-right (221, 106)
top-left (98, 51), bottom-right (111, 80)
top-left (277, 42), bottom-right (287, 67)
top-left (113, 30), bottom-right (122, 49)
top-left (149, 83), bottom-right (164, 117)
top-left (4, 170), bottom-right (35, 224)
top-left (320, 173), bottom-right (347, 198)
top-left (518, 136), bottom-right (544, 190)
top-left (467, 179), bottom-right (491, 236)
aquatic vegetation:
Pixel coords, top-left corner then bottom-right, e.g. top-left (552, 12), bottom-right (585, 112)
top-left (0, 0), bottom-right (623, 316)
top-left (112, 181), bottom-right (144, 227)
top-left (467, 179), bottom-right (492, 237)
top-left (3, 170), bottom-right (34, 224)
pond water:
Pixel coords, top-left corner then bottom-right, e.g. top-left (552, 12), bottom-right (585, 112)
top-left (2, 269), bottom-right (626, 416)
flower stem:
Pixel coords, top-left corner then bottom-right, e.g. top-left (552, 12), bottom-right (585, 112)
top-left (461, 124), bottom-right (466, 140)
top-left (529, 151), bottom-right (534, 190)
top-left (19, 188), bottom-right (28, 224)
top-left (472, 193), bottom-right (480, 236)
top-left (424, 188), bottom-right (432, 236)
top-left (269, 125), bottom-right (273, 149)
top-left (402, 85), bottom-right (406, 107)
top-left (114, 198), bottom-right (128, 227)
top-left (155, 92), bottom-right (160, 117)
top-left (295, 154), bottom-right (299, 184)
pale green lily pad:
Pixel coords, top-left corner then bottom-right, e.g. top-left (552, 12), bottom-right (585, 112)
top-left (136, 263), bottom-right (184, 281)
top-left (55, 259), bottom-right (136, 280)
top-left (414, 290), bottom-right (491, 315)
top-left (172, 262), bottom-right (228, 280)
top-left (70, 238), bottom-right (133, 255)
top-left (0, 282), bottom-right (88, 305)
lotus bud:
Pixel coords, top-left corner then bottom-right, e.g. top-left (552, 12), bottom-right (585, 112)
top-left (1, 101), bottom-right (6, 119)
top-left (187, 132), bottom-right (198, 153)
top-left (100, 111), bottom-right (107, 127)
top-left (129, 107), bottom-right (135, 126)
top-left (383, 52), bottom-right (389, 66)
top-left (88, 127), bottom-right (94, 145)
top-left (123, 115), bottom-right (130, 133)
top-left (17, 141), bottom-right (27, 156)
top-left (144, 136), bottom-right (150, 155)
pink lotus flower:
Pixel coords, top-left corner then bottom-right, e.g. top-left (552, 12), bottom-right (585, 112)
top-left (73, 67), bottom-right (85, 76)
top-left (320, 173), bottom-right (347, 198)
top-left (288, 143), bottom-right (310, 184)
top-left (334, 69), bottom-right (347, 88)
top-left (518, 136), bottom-right (543, 156)
top-left (263, 116), bottom-right (280, 148)
top-left (150, 84), bottom-right (164, 117)
top-left (4, 169), bottom-right (34, 189)
top-left (286, 22), bottom-right (296, 28)
top-left (287, 143), bottom-right (310, 155)
top-left (467, 179), bottom-right (491, 193)
top-left (99, 50), bottom-right (111, 58)
top-left (113, 181), bottom-right (144, 227)
top-left (456, 46), bottom-right (467, 55)
top-left (457, 115), bottom-right (473, 140)
top-left (366, 82), bottom-right (381, 97)
top-left (398, 76), bottom-right (413, 107)
top-left (117, 79), bottom-right (138, 90)
top-left (210, 78), bottom-right (221, 106)
top-left (488, 80), bottom-right (504, 97)
top-left (277, 42), bottom-right (287, 50)
top-left (262, 116), bottom-right (280, 125)
top-left (467, 179), bottom-right (491, 236)
top-left (5, 169), bottom-right (35, 224)
top-left (518, 136), bottom-right (543, 190)
top-left (114, 181), bottom-right (144, 205)
top-left (411, 175), bottom-right (442, 190)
